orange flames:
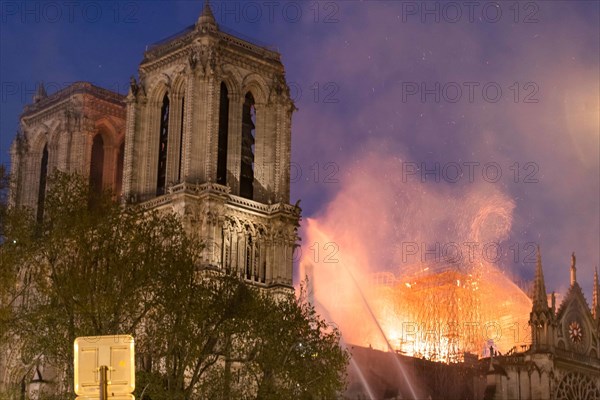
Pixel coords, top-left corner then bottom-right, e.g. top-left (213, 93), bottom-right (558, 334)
top-left (299, 154), bottom-right (532, 363)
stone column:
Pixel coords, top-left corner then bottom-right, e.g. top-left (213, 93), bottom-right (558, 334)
top-left (122, 92), bottom-right (137, 201)
top-left (141, 98), bottom-right (160, 198)
top-left (182, 70), bottom-right (195, 181)
top-left (204, 75), bottom-right (216, 182)
top-left (188, 72), bottom-right (208, 183)
top-left (227, 95), bottom-right (243, 195)
top-left (253, 101), bottom-right (274, 203)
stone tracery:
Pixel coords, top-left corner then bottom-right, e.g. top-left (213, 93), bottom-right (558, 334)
top-left (556, 372), bottom-right (600, 400)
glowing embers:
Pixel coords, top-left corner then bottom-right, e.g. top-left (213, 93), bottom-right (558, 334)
top-left (374, 265), bottom-right (482, 363)
top-left (300, 219), bottom-right (532, 366)
top-left (372, 263), bottom-right (532, 363)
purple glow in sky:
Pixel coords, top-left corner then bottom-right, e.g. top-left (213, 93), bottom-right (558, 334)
top-left (1, 1), bottom-right (598, 300)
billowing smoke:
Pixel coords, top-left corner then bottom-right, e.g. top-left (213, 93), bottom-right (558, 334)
top-left (299, 151), bottom-right (532, 357)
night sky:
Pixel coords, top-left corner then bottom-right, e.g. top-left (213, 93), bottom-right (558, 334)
top-left (1, 1), bottom-right (598, 301)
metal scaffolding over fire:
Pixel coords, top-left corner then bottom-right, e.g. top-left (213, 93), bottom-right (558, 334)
top-left (369, 261), bottom-right (531, 363)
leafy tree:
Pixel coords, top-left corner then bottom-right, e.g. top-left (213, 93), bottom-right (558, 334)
top-left (0, 163), bottom-right (9, 239)
top-left (139, 277), bottom-right (348, 400)
top-left (254, 287), bottom-right (348, 400)
top-left (0, 172), bottom-right (348, 399)
top-left (0, 163), bottom-right (7, 201)
top-left (0, 163), bottom-right (18, 343)
top-left (1, 172), bottom-right (201, 397)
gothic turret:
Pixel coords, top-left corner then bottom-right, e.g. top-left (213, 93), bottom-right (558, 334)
top-left (570, 252), bottom-right (577, 286)
top-left (196, 0), bottom-right (218, 31)
top-left (529, 247), bottom-right (555, 351)
top-left (532, 247), bottom-right (549, 312)
top-left (123, 2), bottom-right (299, 291)
top-left (33, 82), bottom-right (47, 103)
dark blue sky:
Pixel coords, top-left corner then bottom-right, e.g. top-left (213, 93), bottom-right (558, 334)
top-left (1, 1), bottom-right (599, 300)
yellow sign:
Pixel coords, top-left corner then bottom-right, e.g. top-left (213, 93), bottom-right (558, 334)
top-left (74, 335), bottom-right (135, 397)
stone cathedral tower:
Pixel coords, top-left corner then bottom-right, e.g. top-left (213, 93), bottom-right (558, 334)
top-left (123, 3), bottom-right (300, 290)
top-left (3, 4), bottom-right (299, 394)
top-left (8, 3), bottom-right (300, 291)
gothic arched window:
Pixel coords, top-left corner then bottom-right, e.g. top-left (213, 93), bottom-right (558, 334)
top-left (217, 82), bottom-right (229, 185)
top-left (90, 134), bottom-right (104, 194)
top-left (245, 235), bottom-right (252, 280)
top-left (556, 372), bottom-right (600, 400)
top-left (157, 93), bottom-right (170, 195)
top-left (222, 227), bottom-right (231, 273)
top-left (240, 92), bottom-right (255, 199)
top-left (253, 242), bottom-right (260, 281)
top-left (37, 144), bottom-right (49, 222)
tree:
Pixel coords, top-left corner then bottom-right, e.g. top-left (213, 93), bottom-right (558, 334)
top-left (248, 285), bottom-right (349, 400)
top-left (1, 172), bottom-right (202, 398)
top-left (0, 163), bottom-right (9, 238)
top-left (0, 172), bottom-right (348, 399)
top-left (0, 164), bottom-right (7, 201)
top-left (0, 163), bottom-right (18, 344)
top-left (138, 277), bottom-right (348, 400)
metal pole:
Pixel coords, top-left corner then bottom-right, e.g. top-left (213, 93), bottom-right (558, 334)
top-left (99, 365), bottom-right (108, 400)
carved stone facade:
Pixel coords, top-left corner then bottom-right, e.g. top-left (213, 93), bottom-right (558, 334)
top-left (484, 252), bottom-right (600, 400)
top-left (9, 82), bottom-right (126, 213)
top-left (8, 3), bottom-right (300, 291)
top-left (123, 3), bottom-right (299, 290)
top-left (342, 252), bottom-right (600, 399)
top-left (124, 7), bottom-right (294, 206)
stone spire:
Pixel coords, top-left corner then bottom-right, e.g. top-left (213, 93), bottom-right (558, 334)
top-left (593, 267), bottom-right (600, 319)
top-left (529, 246), bottom-right (555, 351)
top-left (532, 246), bottom-right (548, 311)
top-left (197, 0), bottom-right (218, 31)
top-left (33, 82), bottom-right (47, 103)
top-left (570, 251), bottom-right (577, 286)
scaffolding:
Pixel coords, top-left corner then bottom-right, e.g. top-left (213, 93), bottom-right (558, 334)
top-left (391, 263), bottom-right (481, 362)
top-left (369, 261), bottom-right (531, 363)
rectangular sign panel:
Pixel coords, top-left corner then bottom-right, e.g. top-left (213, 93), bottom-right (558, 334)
top-left (74, 335), bottom-right (135, 396)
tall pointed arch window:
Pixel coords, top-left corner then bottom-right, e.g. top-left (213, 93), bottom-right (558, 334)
top-left (37, 144), bottom-right (49, 222)
top-left (245, 236), bottom-right (253, 280)
top-left (157, 93), bottom-right (170, 195)
top-left (240, 92), bottom-right (255, 199)
top-left (89, 134), bottom-right (104, 194)
top-left (217, 82), bottom-right (229, 185)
